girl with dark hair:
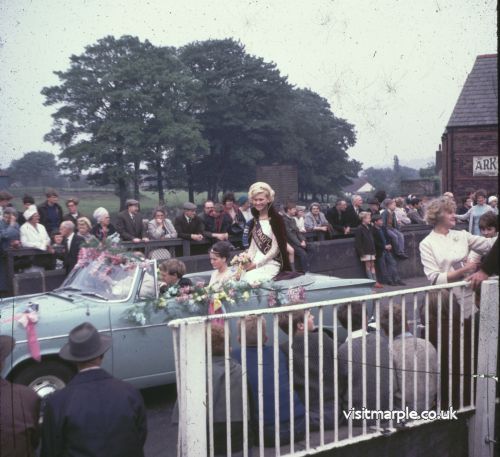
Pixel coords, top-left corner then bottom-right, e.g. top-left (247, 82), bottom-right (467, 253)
top-left (208, 241), bottom-right (235, 290)
top-left (242, 182), bottom-right (293, 282)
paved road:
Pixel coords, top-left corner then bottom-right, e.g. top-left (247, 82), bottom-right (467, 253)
top-left (142, 384), bottom-right (178, 457)
top-left (140, 276), bottom-right (431, 456)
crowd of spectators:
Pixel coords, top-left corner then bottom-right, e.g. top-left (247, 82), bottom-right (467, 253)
top-left (0, 186), bottom-right (498, 295)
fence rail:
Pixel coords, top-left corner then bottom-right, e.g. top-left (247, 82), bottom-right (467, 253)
top-left (169, 279), bottom-right (499, 457)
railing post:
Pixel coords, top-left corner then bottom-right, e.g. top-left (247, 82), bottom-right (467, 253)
top-left (178, 321), bottom-right (207, 456)
top-left (182, 240), bottom-right (191, 256)
top-left (470, 279), bottom-right (499, 457)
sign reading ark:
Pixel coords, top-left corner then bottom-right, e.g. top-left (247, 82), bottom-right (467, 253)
top-left (473, 156), bottom-right (498, 176)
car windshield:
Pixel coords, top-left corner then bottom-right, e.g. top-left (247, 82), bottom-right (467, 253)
top-left (58, 259), bottom-right (139, 301)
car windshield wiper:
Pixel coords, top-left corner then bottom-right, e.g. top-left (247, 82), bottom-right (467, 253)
top-left (55, 286), bottom-right (82, 292)
top-left (79, 292), bottom-right (109, 301)
top-left (46, 291), bottom-right (74, 302)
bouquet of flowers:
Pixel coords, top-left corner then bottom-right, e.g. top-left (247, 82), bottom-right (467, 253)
top-left (230, 251), bottom-right (252, 279)
top-left (267, 285), bottom-right (306, 307)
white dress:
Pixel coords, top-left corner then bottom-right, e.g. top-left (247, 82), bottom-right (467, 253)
top-left (208, 268), bottom-right (235, 291)
top-left (419, 229), bottom-right (496, 316)
top-left (242, 219), bottom-right (281, 283)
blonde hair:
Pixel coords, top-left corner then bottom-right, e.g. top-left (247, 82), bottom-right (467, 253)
top-left (359, 211), bottom-right (371, 221)
top-left (425, 197), bottom-right (456, 226)
top-left (248, 182), bottom-right (275, 203)
top-left (77, 216), bottom-right (92, 229)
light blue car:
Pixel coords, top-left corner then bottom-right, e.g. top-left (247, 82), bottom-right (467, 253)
top-left (0, 256), bottom-right (374, 397)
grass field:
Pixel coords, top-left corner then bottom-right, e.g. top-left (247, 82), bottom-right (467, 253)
top-left (8, 187), bottom-right (247, 219)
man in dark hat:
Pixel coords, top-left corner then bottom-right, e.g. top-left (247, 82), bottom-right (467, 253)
top-left (1, 335), bottom-right (41, 457)
top-left (41, 323), bottom-right (147, 457)
top-left (366, 198), bottom-right (380, 216)
top-left (326, 199), bottom-right (350, 236)
top-left (174, 202), bottom-right (204, 241)
top-left (115, 199), bottom-right (149, 242)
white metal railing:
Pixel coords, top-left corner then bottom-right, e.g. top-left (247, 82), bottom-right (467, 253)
top-left (169, 279), bottom-right (499, 457)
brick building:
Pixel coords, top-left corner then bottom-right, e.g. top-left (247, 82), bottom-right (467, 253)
top-left (256, 164), bottom-right (298, 205)
top-left (437, 54), bottom-right (498, 197)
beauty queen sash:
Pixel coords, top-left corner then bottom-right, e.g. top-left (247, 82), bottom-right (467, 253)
top-left (252, 219), bottom-right (282, 267)
top-left (253, 220), bottom-right (273, 255)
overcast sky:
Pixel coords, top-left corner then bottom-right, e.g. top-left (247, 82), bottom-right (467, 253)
top-left (0, 0), bottom-right (496, 170)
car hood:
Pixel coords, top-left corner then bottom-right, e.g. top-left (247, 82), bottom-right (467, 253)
top-left (0, 292), bottom-right (98, 341)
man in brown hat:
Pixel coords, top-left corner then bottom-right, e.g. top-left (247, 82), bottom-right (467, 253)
top-left (115, 199), bottom-right (149, 242)
top-left (41, 322), bottom-right (147, 457)
top-left (0, 335), bottom-right (41, 457)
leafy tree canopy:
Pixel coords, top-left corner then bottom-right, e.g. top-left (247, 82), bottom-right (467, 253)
top-left (42, 35), bottom-right (359, 204)
top-left (7, 151), bottom-right (59, 186)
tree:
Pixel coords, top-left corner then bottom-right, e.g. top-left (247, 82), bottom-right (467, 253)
top-left (42, 35), bottom-right (207, 209)
top-left (362, 161), bottom-right (419, 196)
top-left (179, 38), bottom-right (293, 199)
top-left (419, 161), bottom-right (437, 178)
top-left (277, 88), bottom-right (360, 199)
top-left (8, 151), bottom-right (60, 186)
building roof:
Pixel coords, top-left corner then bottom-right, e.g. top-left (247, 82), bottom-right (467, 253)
top-left (343, 177), bottom-right (374, 194)
top-left (447, 54), bottom-right (498, 128)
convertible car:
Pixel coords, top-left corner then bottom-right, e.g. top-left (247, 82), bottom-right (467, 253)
top-left (0, 254), bottom-right (374, 397)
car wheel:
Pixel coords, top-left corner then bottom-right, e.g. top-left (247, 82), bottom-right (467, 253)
top-left (13, 360), bottom-right (75, 398)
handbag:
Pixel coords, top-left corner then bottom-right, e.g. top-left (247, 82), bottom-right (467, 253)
top-left (148, 248), bottom-right (172, 261)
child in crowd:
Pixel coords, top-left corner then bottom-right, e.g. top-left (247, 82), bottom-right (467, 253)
top-left (488, 195), bottom-right (498, 214)
top-left (232, 315), bottom-right (305, 447)
top-left (478, 211), bottom-right (498, 238)
top-left (279, 310), bottom-right (337, 431)
top-left (381, 198), bottom-right (408, 259)
top-left (372, 214), bottom-right (405, 286)
top-left (394, 197), bottom-right (411, 225)
top-left (354, 211), bottom-right (383, 288)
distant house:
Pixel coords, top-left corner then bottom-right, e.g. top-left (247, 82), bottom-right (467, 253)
top-left (437, 54), bottom-right (498, 196)
top-left (342, 177), bottom-right (375, 197)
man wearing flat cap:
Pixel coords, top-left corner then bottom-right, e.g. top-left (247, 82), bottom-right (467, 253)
top-left (1, 335), bottom-right (41, 457)
top-left (174, 201), bottom-right (205, 242)
top-left (115, 199), bottom-right (149, 243)
top-left (41, 322), bottom-right (147, 457)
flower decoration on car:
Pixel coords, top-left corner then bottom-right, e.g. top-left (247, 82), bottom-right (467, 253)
top-left (125, 277), bottom-right (307, 326)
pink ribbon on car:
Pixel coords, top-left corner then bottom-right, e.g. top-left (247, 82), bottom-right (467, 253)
top-left (17, 311), bottom-right (41, 362)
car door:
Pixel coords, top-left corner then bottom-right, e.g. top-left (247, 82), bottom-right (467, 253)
top-left (110, 260), bottom-right (176, 388)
